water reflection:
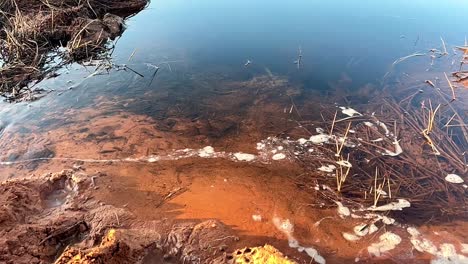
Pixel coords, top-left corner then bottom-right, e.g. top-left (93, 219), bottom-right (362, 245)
top-left (0, 1), bottom-right (467, 262)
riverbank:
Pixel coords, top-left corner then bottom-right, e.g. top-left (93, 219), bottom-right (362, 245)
top-left (0, 0), bottom-right (148, 101)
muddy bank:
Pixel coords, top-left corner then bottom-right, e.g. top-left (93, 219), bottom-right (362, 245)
top-left (0, 0), bottom-right (148, 101)
top-left (1, 169), bottom-right (299, 263)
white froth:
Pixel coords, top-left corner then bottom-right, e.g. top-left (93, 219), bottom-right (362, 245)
top-left (340, 107), bottom-right (362, 117)
top-left (256, 142), bottom-right (266, 150)
top-left (383, 138), bottom-right (403, 156)
top-left (343, 232), bottom-right (361, 241)
top-left (147, 156), bottom-right (159, 162)
top-left (445, 174), bottom-right (463, 184)
top-left (367, 199), bottom-right (411, 211)
top-left (318, 164), bottom-right (336, 172)
top-left (272, 153), bottom-right (286, 160)
top-left (272, 217), bottom-right (326, 264)
top-left (309, 134), bottom-right (331, 144)
top-left (336, 201), bottom-right (350, 218)
top-left (407, 227), bottom-right (438, 255)
top-left (367, 232), bottom-right (401, 257)
top-left (407, 227), bottom-right (468, 263)
top-left (336, 160), bottom-right (352, 168)
top-left (233, 153), bottom-right (256, 161)
top-left (198, 146), bottom-right (215, 157)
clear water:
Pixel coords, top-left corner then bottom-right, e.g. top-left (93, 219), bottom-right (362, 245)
top-left (0, 0), bottom-right (466, 164)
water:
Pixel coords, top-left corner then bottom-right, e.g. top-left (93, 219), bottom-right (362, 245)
top-left (0, 0), bottom-right (465, 188)
top-left (0, 0), bottom-right (466, 195)
top-left (0, 1), bottom-right (467, 262)
top-left (2, 0), bottom-right (467, 123)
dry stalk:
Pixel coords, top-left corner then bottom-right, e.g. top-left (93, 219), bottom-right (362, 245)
top-left (443, 72), bottom-right (456, 102)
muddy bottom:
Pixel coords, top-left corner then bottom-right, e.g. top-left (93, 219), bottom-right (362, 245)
top-left (0, 73), bottom-right (466, 263)
top-left (1, 156), bottom-right (466, 263)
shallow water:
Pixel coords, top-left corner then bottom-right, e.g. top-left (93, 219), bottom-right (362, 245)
top-left (1, 0), bottom-right (467, 129)
top-left (0, 0), bottom-right (467, 263)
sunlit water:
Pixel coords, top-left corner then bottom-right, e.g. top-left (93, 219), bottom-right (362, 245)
top-left (0, 0), bottom-right (466, 182)
top-left (0, 1), bottom-right (467, 262)
top-left (2, 0), bottom-right (467, 127)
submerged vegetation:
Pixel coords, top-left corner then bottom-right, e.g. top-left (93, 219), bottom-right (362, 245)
top-left (0, 0), bottom-right (148, 101)
top-left (0, 1), bottom-right (467, 262)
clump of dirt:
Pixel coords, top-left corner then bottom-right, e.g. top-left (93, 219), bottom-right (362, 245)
top-left (0, 0), bottom-right (148, 101)
top-left (0, 170), bottom-right (88, 263)
top-left (227, 244), bottom-right (296, 264)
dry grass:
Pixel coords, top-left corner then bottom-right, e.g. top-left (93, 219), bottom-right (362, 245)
top-left (0, 0), bottom-right (148, 101)
top-left (297, 84), bottom-right (466, 222)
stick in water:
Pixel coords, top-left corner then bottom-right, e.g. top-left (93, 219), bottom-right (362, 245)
top-left (444, 72), bottom-right (456, 102)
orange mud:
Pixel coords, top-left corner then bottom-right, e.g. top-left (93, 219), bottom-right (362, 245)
top-left (0, 75), bottom-right (467, 263)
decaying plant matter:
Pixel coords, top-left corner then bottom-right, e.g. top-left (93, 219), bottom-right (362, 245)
top-left (297, 75), bottom-right (467, 223)
top-left (0, 0), bottom-right (148, 101)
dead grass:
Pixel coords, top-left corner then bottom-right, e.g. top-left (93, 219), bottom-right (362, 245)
top-left (0, 0), bottom-right (148, 101)
top-left (297, 85), bottom-right (467, 222)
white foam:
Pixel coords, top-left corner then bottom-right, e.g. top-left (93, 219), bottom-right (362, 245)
top-left (353, 223), bottom-right (378, 237)
top-left (407, 227), bottom-right (468, 264)
top-left (343, 232), bottom-right (361, 241)
top-left (309, 134), bottom-right (331, 144)
top-left (318, 164), bottom-right (336, 172)
top-left (367, 199), bottom-right (410, 211)
top-left (147, 156), bottom-right (159, 162)
top-left (336, 202), bottom-right (351, 218)
top-left (432, 244), bottom-right (468, 264)
top-left (340, 107), bottom-right (362, 117)
top-left (375, 120), bottom-right (391, 136)
top-left (233, 153), bottom-right (256, 162)
top-left (461, 244), bottom-right (468, 254)
top-left (367, 232), bottom-right (402, 257)
top-left (256, 142), bottom-right (266, 150)
top-left (272, 153), bottom-right (286, 160)
top-left (272, 217), bottom-right (326, 264)
top-left (383, 138), bottom-right (403, 156)
top-left (445, 174), bottom-right (464, 184)
top-left (198, 146), bottom-right (215, 157)
top-left (336, 160), bottom-right (352, 168)
top-left (407, 227), bottom-right (438, 255)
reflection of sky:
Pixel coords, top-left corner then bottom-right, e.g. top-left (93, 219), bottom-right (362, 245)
top-left (1, 0), bottom-right (467, 126)
top-left (114, 0), bottom-right (468, 88)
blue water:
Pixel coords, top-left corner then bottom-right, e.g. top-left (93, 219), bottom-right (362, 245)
top-left (0, 0), bottom-right (467, 146)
